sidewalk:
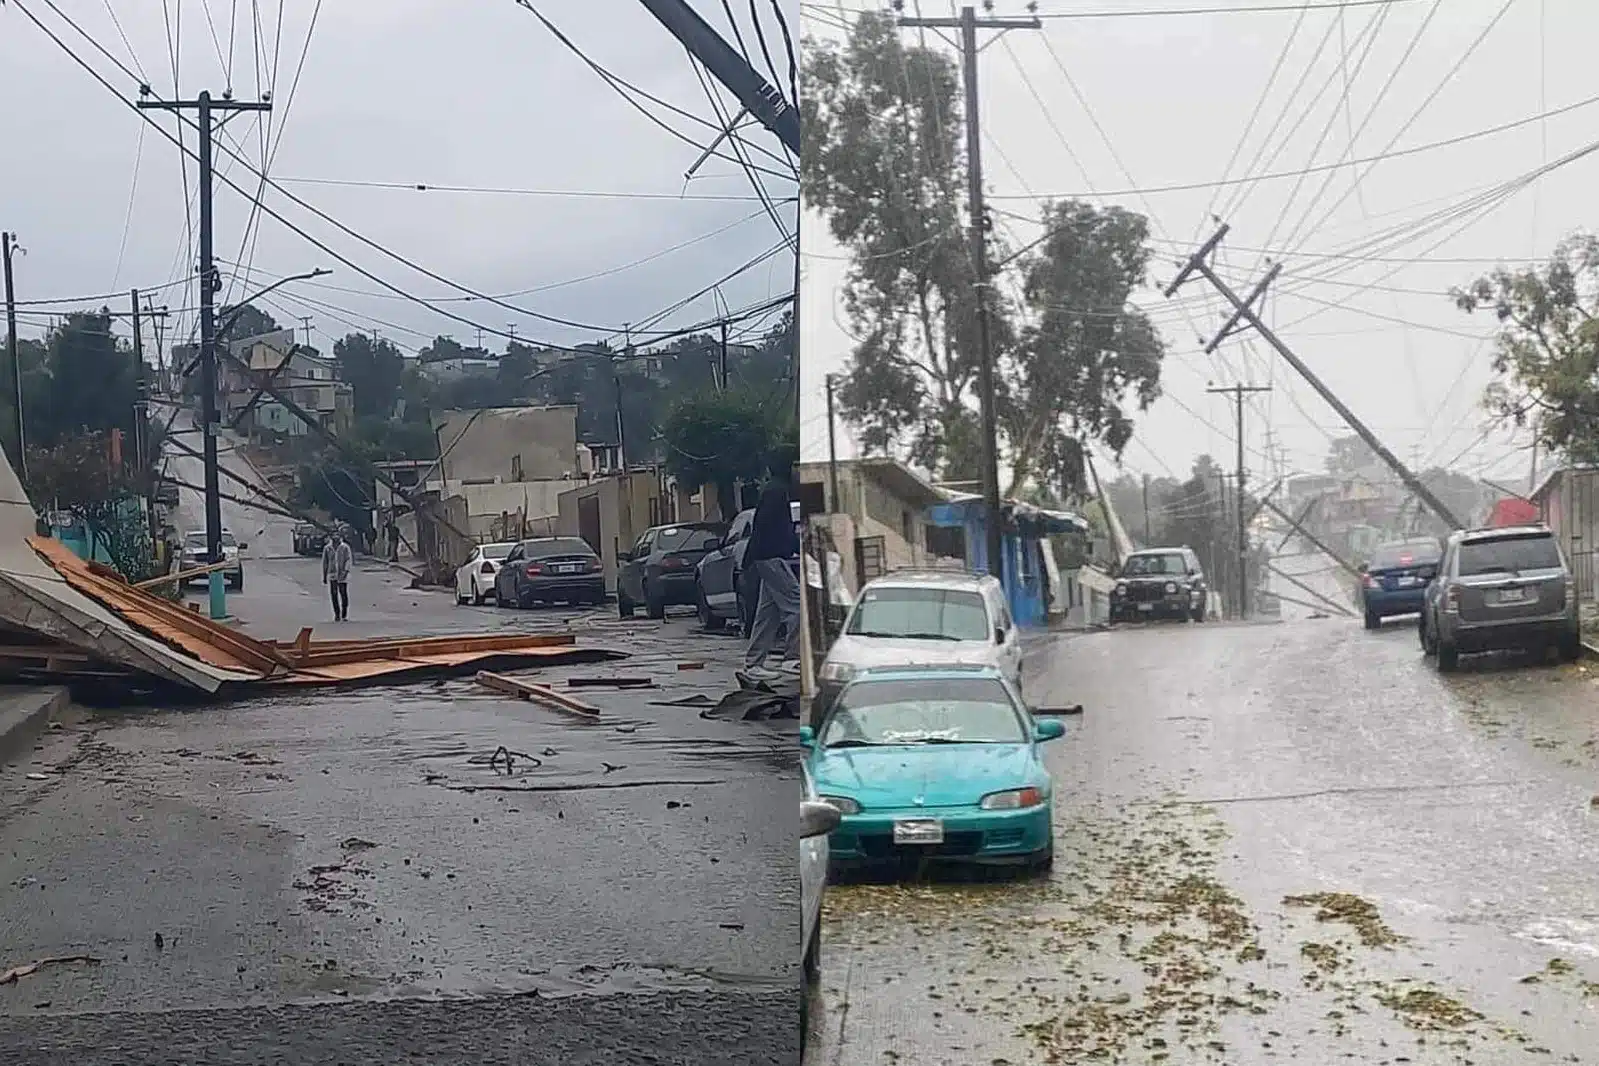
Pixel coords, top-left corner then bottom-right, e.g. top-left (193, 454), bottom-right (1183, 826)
top-left (0, 686), bottom-right (70, 767)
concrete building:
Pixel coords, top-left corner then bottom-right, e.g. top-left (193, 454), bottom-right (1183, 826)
top-left (554, 472), bottom-right (664, 594)
top-left (798, 457), bottom-right (956, 593)
top-left (433, 406), bottom-right (581, 483)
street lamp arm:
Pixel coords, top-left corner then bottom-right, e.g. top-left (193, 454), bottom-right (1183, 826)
top-left (218, 268), bottom-right (330, 339)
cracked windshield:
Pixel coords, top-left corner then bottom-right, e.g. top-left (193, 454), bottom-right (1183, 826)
top-left (0, 2), bottom-right (799, 1064)
top-left (800, 2), bottom-right (1599, 1064)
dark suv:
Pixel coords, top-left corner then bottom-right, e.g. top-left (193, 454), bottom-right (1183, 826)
top-left (1420, 525), bottom-right (1580, 670)
top-left (1109, 547), bottom-right (1208, 623)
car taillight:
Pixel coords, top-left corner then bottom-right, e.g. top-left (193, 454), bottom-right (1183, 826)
top-left (480, 562), bottom-right (494, 574)
top-left (1444, 585), bottom-right (1460, 612)
top-left (1363, 574), bottom-right (1378, 589)
top-left (663, 556), bottom-right (686, 570)
top-left (587, 559), bottom-right (602, 572)
top-left (525, 563), bottom-right (544, 575)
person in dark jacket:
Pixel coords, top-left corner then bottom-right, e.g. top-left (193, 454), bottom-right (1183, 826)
top-left (744, 479), bottom-right (801, 676)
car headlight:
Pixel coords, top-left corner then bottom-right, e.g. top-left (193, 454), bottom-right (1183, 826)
top-left (819, 660), bottom-right (854, 683)
top-left (979, 787), bottom-right (1044, 810)
top-left (818, 795), bottom-right (860, 814)
top-left (1164, 582), bottom-right (1178, 594)
top-left (1113, 583), bottom-right (1126, 596)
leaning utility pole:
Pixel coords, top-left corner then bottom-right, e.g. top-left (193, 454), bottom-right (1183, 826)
top-left (635, 0), bottom-right (800, 156)
top-left (718, 319), bottom-right (730, 393)
top-left (139, 90), bottom-right (271, 619)
top-left (1208, 383), bottom-right (1271, 620)
top-left (1142, 473), bottom-right (1152, 545)
top-left (899, 6), bottom-right (1041, 583)
top-left (1166, 224), bottom-right (1463, 530)
top-left (2, 231), bottom-right (24, 484)
top-left (824, 374), bottom-right (840, 512)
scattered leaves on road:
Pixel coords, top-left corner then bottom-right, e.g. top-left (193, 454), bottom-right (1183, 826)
top-left (1282, 891), bottom-right (1404, 948)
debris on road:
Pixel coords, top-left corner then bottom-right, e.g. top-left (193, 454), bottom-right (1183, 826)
top-left (474, 671), bottom-right (600, 717)
top-left (0, 955), bottom-right (100, 985)
top-left (1282, 891), bottom-right (1405, 948)
top-left (566, 676), bottom-right (654, 689)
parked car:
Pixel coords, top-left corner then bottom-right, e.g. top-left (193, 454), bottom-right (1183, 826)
top-left (492, 537), bottom-right (604, 608)
top-left (815, 570), bottom-right (1022, 717)
top-left (1359, 536), bottom-right (1442, 629)
top-left (800, 767), bottom-right (840, 1056)
top-left (179, 528), bottom-right (245, 591)
top-left (1420, 524), bottom-right (1581, 671)
top-left (617, 522), bottom-right (726, 620)
top-left (291, 523), bottom-right (326, 557)
top-left (1108, 547), bottom-right (1207, 623)
top-left (693, 507), bottom-right (801, 634)
top-left (454, 541), bottom-right (518, 606)
top-left (801, 664), bottom-right (1065, 875)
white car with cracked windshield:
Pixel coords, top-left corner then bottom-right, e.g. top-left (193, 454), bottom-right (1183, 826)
top-left (454, 542), bottom-right (517, 605)
top-left (814, 571), bottom-right (1022, 716)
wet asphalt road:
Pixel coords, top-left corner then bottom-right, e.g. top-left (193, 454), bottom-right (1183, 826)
top-left (0, 553), bottom-right (798, 1063)
top-left (807, 612), bottom-right (1599, 1064)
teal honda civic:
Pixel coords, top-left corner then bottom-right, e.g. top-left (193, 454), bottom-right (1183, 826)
top-left (800, 664), bottom-right (1066, 874)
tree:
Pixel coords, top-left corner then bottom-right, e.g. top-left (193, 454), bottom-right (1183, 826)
top-left (1451, 233), bottom-right (1599, 463)
top-left (803, 14), bottom-right (1165, 492)
top-left (216, 302), bottom-right (279, 345)
top-left (661, 392), bottom-right (776, 519)
top-left (1325, 434), bottom-right (1379, 477)
top-left (334, 333), bottom-right (406, 418)
top-left (1009, 201), bottom-right (1166, 494)
top-left (802, 12), bottom-right (1004, 478)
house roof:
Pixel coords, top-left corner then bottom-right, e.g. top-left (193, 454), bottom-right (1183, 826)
top-left (798, 456), bottom-right (947, 509)
top-left (1529, 463), bottom-right (1599, 503)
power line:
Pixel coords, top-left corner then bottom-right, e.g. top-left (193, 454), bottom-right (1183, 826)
top-left (273, 177), bottom-right (785, 202)
top-left (808, 0), bottom-right (1427, 20)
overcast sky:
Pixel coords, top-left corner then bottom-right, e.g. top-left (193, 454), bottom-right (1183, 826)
top-left (800, 0), bottom-right (1583, 493)
top-left (1, 1), bottom-right (798, 361)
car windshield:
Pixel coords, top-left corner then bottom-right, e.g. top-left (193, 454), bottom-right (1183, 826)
top-left (1370, 539), bottom-right (1440, 570)
top-left (1458, 534), bottom-right (1561, 576)
top-left (525, 538), bottom-right (595, 559)
top-left (846, 586), bottom-right (989, 641)
top-left (821, 677), bottom-right (1026, 747)
top-left (481, 544), bottom-right (515, 561)
top-left (1122, 553), bottom-right (1186, 577)
top-left (655, 526), bottom-right (721, 553)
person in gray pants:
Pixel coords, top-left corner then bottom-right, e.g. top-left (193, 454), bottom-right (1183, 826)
top-left (743, 480), bottom-right (800, 678)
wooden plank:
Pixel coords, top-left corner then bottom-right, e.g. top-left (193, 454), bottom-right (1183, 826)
top-left (475, 671), bottom-right (600, 717)
top-left (566, 676), bottom-right (654, 689)
top-left (133, 558), bottom-right (236, 589)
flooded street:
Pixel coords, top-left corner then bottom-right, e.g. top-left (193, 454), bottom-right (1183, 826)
top-left (807, 615), bottom-right (1599, 1064)
top-left (0, 568), bottom-right (798, 1063)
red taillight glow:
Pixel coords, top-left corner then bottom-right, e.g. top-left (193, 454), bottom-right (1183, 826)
top-left (588, 560), bottom-right (603, 572)
top-left (662, 556), bottom-right (687, 570)
top-left (525, 563), bottom-right (545, 575)
top-left (1363, 574), bottom-right (1378, 589)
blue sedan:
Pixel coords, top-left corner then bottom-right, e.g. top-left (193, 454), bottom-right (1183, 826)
top-left (1361, 537), bottom-right (1442, 630)
top-left (800, 664), bottom-right (1065, 874)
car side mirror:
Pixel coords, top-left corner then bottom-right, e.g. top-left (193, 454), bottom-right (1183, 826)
top-left (238, 542), bottom-right (249, 551)
top-left (798, 725), bottom-right (816, 749)
top-left (801, 800), bottom-right (841, 839)
top-left (1034, 718), bottom-right (1067, 742)
top-left (617, 551), bottom-right (631, 562)
top-left (994, 626), bottom-right (1005, 645)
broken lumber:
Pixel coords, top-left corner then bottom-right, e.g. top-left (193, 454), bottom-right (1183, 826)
top-left (566, 676), bottom-right (654, 689)
top-left (475, 671), bottom-right (600, 717)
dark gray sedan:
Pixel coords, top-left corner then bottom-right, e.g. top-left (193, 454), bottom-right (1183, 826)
top-left (617, 522), bottom-right (726, 619)
top-left (493, 537), bottom-right (605, 608)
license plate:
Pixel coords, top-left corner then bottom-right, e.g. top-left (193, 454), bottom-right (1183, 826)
top-left (892, 818), bottom-right (944, 845)
top-left (1396, 576), bottom-right (1417, 587)
top-left (1493, 587), bottom-right (1532, 604)
top-left (554, 564), bottom-right (581, 574)
top-left (1137, 602), bottom-right (1154, 612)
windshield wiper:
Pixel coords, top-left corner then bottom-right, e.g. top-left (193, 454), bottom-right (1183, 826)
top-left (822, 739), bottom-right (881, 748)
top-left (897, 632), bottom-right (961, 641)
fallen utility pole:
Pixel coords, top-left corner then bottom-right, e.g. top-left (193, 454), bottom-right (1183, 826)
top-left (1274, 495), bottom-right (1320, 554)
top-left (139, 90), bottom-right (272, 620)
top-left (634, 0), bottom-right (800, 156)
top-left (1262, 497), bottom-right (1361, 579)
top-left (1208, 382), bottom-right (1271, 619)
top-left (1265, 560), bottom-right (1354, 618)
top-left (1167, 224), bottom-right (1463, 530)
top-left (899, 7), bottom-right (1041, 584)
top-left (2, 231), bottom-right (25, 484)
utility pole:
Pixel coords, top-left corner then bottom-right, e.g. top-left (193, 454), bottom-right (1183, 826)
top-left (1209, 383), bottom-right (1271, 619)
top-left (718, 319), bottom-right (730, 392)
top-left (298, 316), bottom-right (314, 347)
top-left (825, 373), bottom-right (840, 513)
top-left (130, 290), bottom-right (157, 550)
top-left (1166, 224), bottom-right (1463, 530)
top-left (1, 232), bottom-right (22, 485)
top-left (1142, 473), bottom-right (1152, 545)
top-left (899, 6), bottom-right (1040, 583)
top-left (139, 89), bottom-right (271, 620)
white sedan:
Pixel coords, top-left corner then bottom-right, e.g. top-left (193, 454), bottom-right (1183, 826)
top-left (454, 542), bottom-right (517, 605)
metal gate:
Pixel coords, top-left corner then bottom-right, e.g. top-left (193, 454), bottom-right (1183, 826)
top-left (854, 535), bottom-right (886, 583)
top-left (1566, 470), bottom-right (1599, 605)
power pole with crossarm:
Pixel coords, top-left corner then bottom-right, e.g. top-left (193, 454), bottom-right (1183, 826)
top-left (138, 89), bottom-right (271, 619)
top-left (1208, 382), bottom-right (1271, 619)
top-left (897, 6), bottom-right (1041, 584)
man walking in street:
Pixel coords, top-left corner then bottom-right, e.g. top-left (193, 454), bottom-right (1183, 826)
top-left (322, 528), bottom-right (353, 621)
top-left (744, 478), bottom-right (801, 680)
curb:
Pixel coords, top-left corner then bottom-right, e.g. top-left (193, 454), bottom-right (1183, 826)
top-left (0, 687), bottom-right (71, 767)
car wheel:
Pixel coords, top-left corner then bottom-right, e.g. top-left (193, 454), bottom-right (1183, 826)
top-left (455, 584), bottom-right (469, 606)
top-left (1191, 600), bottom-right (1205, 622)
top-left (697, 586), bottom-right (723, 631)
top-left (1436, 639), bottom-right (1459, 672)
top-left (617, 587), bottom-right (635, 618)
top-left (494, 583), bottom-right (508, 608)
top-left (646, 584), bottom-right (666, 620)
top-left (229, 572), bottom-right (243, 592)
top-left (1364, 610), bottom-right (1380, 631)
top-left (1029, 842), bottom-right (1055, 874)
top-left (1560, 631), bottom-right (1584, 663)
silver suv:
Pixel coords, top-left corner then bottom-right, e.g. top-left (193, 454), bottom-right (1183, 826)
top-left (1420, 525), bottom-right (1580, 671)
